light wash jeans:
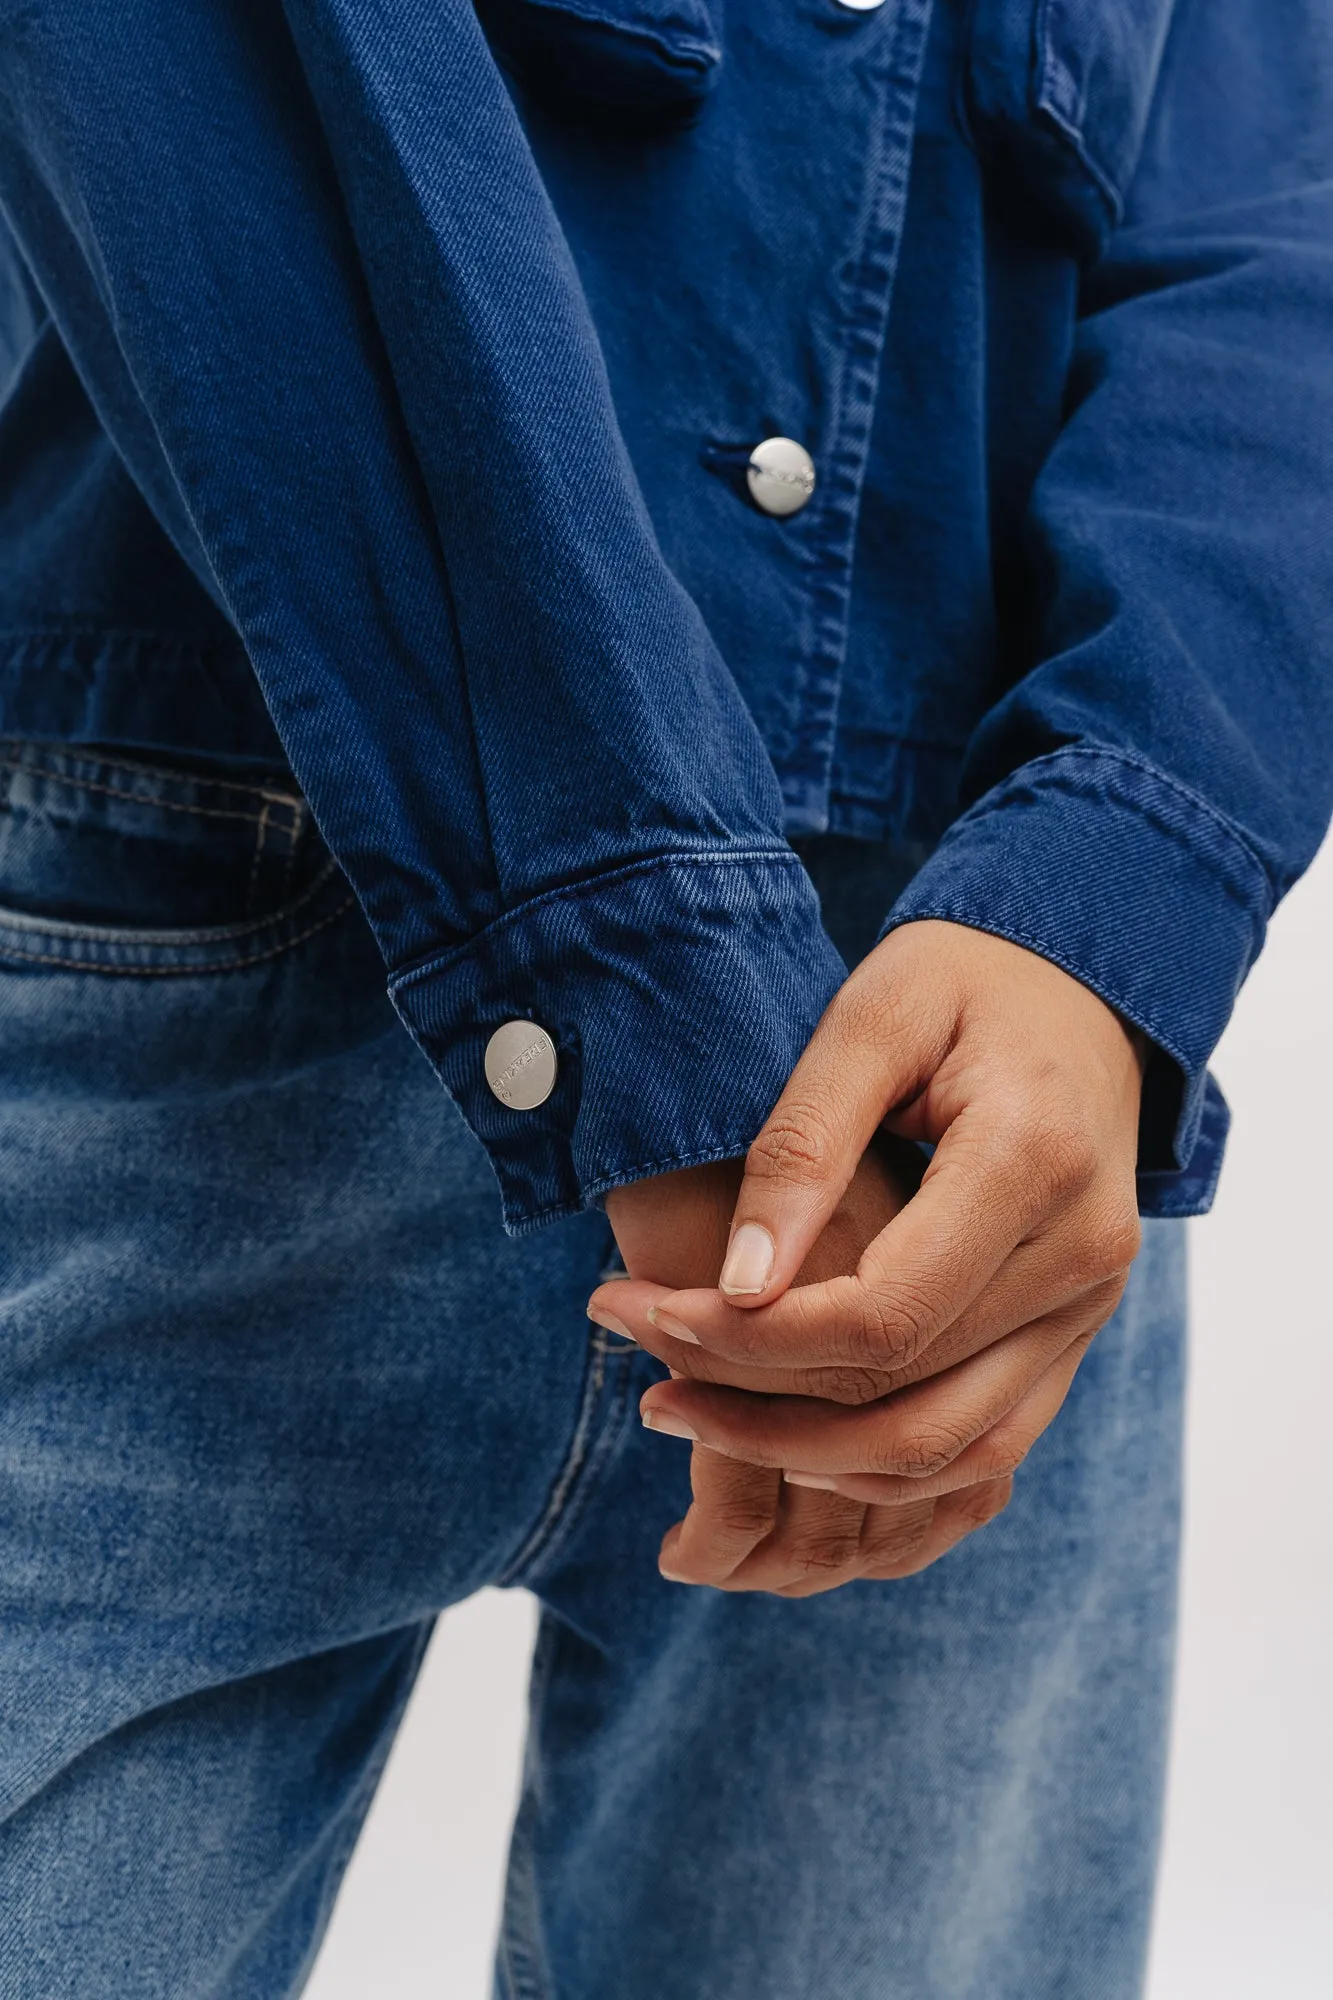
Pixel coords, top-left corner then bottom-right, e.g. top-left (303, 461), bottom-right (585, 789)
top-left (0, 738), bottom-right (1185, 1997)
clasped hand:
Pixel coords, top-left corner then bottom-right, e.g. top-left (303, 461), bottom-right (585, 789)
top-left (591, 921), bottom-right (1147, 1596)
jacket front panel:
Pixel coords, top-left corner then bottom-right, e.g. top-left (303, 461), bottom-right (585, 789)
top-left (0, 0), bottom-right (1329, 1227)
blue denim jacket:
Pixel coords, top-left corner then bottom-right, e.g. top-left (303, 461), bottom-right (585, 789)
top-left (0, 0), bottom-right (1329, 1231)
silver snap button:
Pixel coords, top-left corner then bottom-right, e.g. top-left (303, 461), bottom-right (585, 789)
top-left (747, 437), bottom-right (817, 518)
top-left (484, 1021), bottom-right (558, 1110)
top-left (835, 0), bottom-right (887, 10)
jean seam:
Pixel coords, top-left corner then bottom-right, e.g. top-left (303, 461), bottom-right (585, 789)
top-left (497, 1334), bottom-right (637, 1591)
top-left (498, 1140), bottom-right (751, 1238)
top-left (389, 847), bottom-right (804, 996)
top-left (246, 802), bottom-right (271, 918)
top-left (0, 892), bottom-right (356, 976)
top-left (279, 803), bottom-right (305, 904)
top-left (954, 745), bottom-right (1276, 904)
top-left (0, 756), bottom-right (301, 823)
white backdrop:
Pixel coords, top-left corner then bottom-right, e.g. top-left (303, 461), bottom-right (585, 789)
top-left (307, 838), bottom-right (1333, 2000)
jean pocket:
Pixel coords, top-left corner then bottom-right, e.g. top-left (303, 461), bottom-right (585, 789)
top-left (0, 739), bottom-right (355, 977)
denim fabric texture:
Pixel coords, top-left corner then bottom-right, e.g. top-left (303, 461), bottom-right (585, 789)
top-left (0, 753), bottom-right (1186, 1996)
top-left (0, 0), bottom-right (1330, 1230)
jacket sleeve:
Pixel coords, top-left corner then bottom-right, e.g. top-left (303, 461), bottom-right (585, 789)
top-left (0, 0), bottom-right (846, 1232)
top-left (885, 0), bottom-right (1333, 1217)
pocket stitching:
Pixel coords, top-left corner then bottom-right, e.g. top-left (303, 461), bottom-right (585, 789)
top-left (0, 756), bottom-right (300, 827)
top-left (0, 890), bottom-right (357, 977)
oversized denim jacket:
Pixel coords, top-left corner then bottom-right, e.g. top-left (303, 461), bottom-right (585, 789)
top-left (0, 0), bottom-right (1329, 1231)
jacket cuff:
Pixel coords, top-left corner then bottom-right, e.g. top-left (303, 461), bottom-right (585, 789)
top-left (389, 850), bottom-right (846, 1235)
top-left (880, 746), bottom-right (1273, 1218)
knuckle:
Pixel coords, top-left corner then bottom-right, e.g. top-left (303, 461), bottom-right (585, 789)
top-left (708, 1493), bottom-right (780, 1542)
top-left (1027, 1118), bottom-right (1099, 1200)
top-left (786, 1529), bottom-right (861, 1579)
top-left (957, 1476), bottom-right (1014, 1531)
top-left (1096, 1207), bottom-right (1143, 1276)
top-left (974, 1428), bottom-right (1028, 1483)
top-left (1066, 1209), bottom-right (1141, 1295)
top-left (850, 1282), bottom-right (939, 1372)
top-left (1005, 1083), bottom-right (1098, 1203)
top-left (810, 1364), bottom-right (890, 1407)
top-left (885, 1419), bottom-right (969, 1480)
top-left (832, 973), bottom-right (917, 1062)
top-left (747, 1103), bottom-right (839, 1191)
top-left (861, 1502), bottom-right (936, 1572)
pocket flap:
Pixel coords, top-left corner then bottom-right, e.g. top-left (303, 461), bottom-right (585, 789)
top-left (476, 0), bottom-right (724, 124)
top-left (968, 0), bottom-right (1178, 243)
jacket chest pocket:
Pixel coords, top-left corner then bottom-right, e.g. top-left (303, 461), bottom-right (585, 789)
top-left (965, 0), bottom-right (1179, 249)
top-left (475, 0), bottom-right (723, 126)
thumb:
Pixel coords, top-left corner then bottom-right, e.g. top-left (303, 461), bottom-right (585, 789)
top-left (718, 964), bottom-right (940, 1306)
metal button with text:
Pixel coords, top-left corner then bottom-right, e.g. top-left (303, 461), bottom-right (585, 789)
top-left (484, 1021), bottom-right (559, 1109)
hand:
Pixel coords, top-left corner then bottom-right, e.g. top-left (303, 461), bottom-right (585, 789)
top-left (608, 1146), bottom-right (1005, 1595)
top-left (605, 1133), bottom-right (1014, 1596)
top-left (595, 922), bottom-right (1145, 1577)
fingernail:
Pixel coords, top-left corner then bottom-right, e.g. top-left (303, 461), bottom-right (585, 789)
top-left (642, 1409), bottom-right (698, 1441)
top-left (720, 1223), bottom-right (775, 1296)
top-left (587, 1306), bottom-right (635, 1341)
top-left (646, 1306), bottom-right (699, 1345)
top-left (783, 1470), bottom-right (839, 1492)
top-left (659, 1565), bottom-right (692, 1584)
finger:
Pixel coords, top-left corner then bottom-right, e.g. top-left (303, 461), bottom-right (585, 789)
top-left (595, 1278), bottom-right (902, 1403)
top-left (850, 1474), bottom-right (1013, 1583)
top-left (640, 1300), bottom-right (1098, 1478)
top-left (651, 1118), bottom-right (1087, 1376)
top-left (657, 1446), bottom-right (784, 1587)
top-left (770, 1473), bottom-right (1013, 1598)
top-left (637, 1217), bottom-right (1127, 1377)
top-left (781, 1335), bottom-right (1094, 1503)
top-left (624, 1272), bottom-right (1109, 1414)
top-left (694, 1483), bottom-right (875, 1595)
top-left (713, 965), bottom-right (955, 1307)
top-left (667, 1093), bottom-right (1133, 1383)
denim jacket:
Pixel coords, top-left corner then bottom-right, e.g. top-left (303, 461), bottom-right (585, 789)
top-left (0, 0), bottom-right (1329, 1231)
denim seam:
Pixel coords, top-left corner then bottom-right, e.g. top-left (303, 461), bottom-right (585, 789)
top-left (1034, 0), bottom-right (1124, 226)
top-left (0, 756), bottom-right (301, 823)
top-left (278, 803), bottom-right (304, 903)
top-left (0, 623), bottom-right (237, 645)
top-left (499, 1335), bottom-right (638, 1589)
top-left (516, 0), bottom-right (719, 68)
top-left (0, 858), bottom-right (343, 947)
top-left (506, 1139), bottom-right (755, 1237)
top-left (389, 847), bottom-right (803, 994)
top-left (497, 1331), bottom-right (613, 1589)
top-left (959, 745), bottom-right (1277, 902)
top-left (247, 801), bottom-right (271, 915)
top-left (580, 1138), bottom-right (749, 1207)
top-left (0, 894), bottom-right (356, 975)
top-left (496, 1335), bottom-right (608, 1588)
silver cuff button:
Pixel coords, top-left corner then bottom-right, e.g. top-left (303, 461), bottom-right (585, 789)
top-left (484, 1021), bottom-right (558, 1110)
top-left (747, 437), bottom-right (817, 518)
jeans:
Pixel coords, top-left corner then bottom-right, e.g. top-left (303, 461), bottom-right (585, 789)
top-left (0, 737), bottom-right (1185, 1998)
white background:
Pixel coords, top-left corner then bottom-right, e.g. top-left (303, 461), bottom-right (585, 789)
top-left (307, 838), bottom-right (1333, 2000)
